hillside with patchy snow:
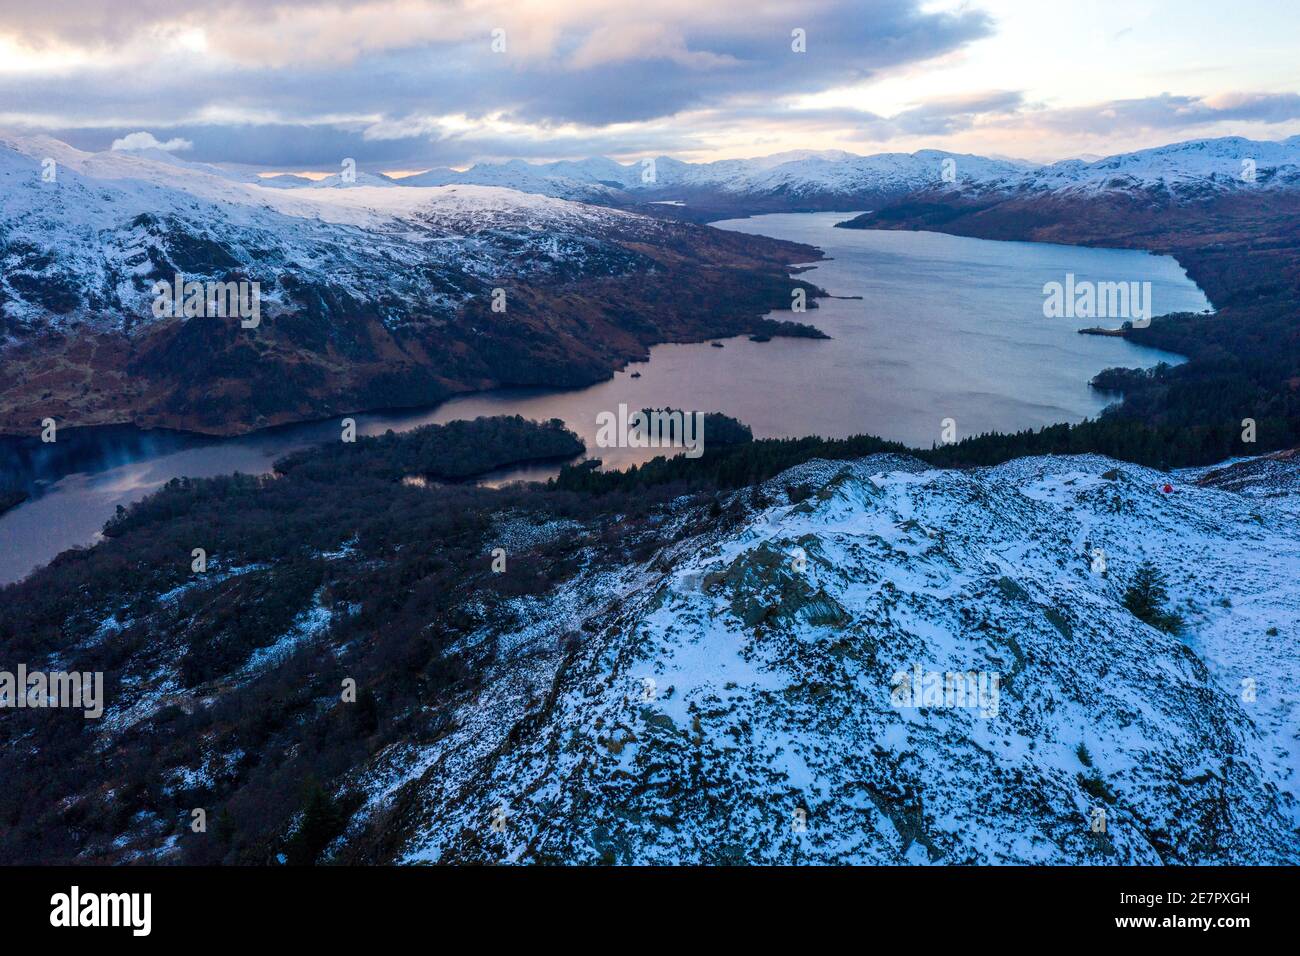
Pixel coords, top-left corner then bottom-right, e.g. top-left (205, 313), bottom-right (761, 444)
top-left (997, 136), bottom-right (1300, 200)
top-left (341, 451), bottom-right (1300, 865)
top-left (0, 133), bottom-right (673, 338)
top-left (4, 423), bottom-right (1296, 865)
top-left (0, 134), bottom-right (820, 435)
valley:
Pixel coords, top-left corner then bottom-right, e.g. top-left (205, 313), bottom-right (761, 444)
top-left (2, 130), bottom-right (1298, 869)
top-left (0, 213), bottom-right (1203, 586)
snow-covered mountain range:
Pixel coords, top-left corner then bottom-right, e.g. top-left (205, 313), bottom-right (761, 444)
top-left (6, 131), bottom-right (1296, 343)
top-left (382, 136), bottom-right (1300, 207)
top-left (0, 133), bottom-right (819, 434)
top-left (965, 136), bottom-right (1300, 201)
top-left (0, 132), bottom-right (663, 338)
top-left (4, 130), bottom-right (1298, 436)
top-left (390, 148), bottom-right (1031, 203)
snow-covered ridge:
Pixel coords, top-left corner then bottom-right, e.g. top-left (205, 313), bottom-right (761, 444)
top-left (0, 132), bottom-right (642, 231)
top-left (346, 450), bottom-right (1300, 864)
top-left (20, 445), bottom-right (1299, 863)
top-left (0, 133), bottom-right (666, 339)
top-left (388, 135), bottom-right (1300, 203)
top-left (1021, 135), bottom-right (1300, 194)
top-left (395, 148), bottom-right (1033, 200)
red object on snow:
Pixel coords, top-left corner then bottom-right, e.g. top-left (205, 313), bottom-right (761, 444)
top-left (1162, 483), bottom-right (1174, 493)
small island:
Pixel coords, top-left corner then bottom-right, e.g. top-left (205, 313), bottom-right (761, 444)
top-left (749, 317), bottom-right (831, 341)
top-left (273, 415), bottom-right (585, 483)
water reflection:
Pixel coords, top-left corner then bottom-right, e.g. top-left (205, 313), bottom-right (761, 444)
top-left (0, 213), bottom-right (1209, 585)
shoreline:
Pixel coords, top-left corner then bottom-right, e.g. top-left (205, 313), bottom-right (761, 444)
top-left (0, 318), bottom-right (831, 449)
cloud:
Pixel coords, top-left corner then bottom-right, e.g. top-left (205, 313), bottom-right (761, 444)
top-left (868, 91), bottom-right (1028, 137)
top-left (53, 120), bottom-right (703, 171)
top-left (110, 131), bottom-right (195, 152)
top-left (4, 3), bottom-right (1299, 168)
top-left (42, 87), bottom-right (1300, 173)
top-left (0, 1), bottom-right (995, 136)
top-left (1009, 92), bottom-right (1300, 136)
top-left (566, 22), bottom-right (741, 71)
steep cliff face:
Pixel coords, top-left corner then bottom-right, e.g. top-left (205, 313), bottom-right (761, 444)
top-left (345, 452), bottom-right (1299, 864)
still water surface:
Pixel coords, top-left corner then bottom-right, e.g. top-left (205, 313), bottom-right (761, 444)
top-left (0, 212), bottom-right (1210, 584)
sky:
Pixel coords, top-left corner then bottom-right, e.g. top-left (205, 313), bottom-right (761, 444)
top-left (0, 0), bottom-right (1297, 173)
